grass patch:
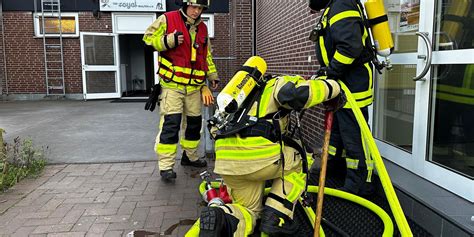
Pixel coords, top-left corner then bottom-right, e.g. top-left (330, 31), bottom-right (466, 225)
top-left (0, 129), bottom-right (47, 191)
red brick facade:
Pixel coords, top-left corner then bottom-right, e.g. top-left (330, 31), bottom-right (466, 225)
top-left (0, 0), bottom-right (325, 149)
top-left (0, 10), bottom-right (233, 96)
top-left (256, 0), bottom-right (325, 149)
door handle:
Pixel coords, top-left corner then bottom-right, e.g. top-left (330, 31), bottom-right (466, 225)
top-left (413, 32), bottom-right (432, 81)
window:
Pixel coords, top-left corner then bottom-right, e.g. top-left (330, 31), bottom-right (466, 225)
top-left (34, 13), bottom-right (79, 37)
top-left (201, 14), bottom-right (214, 38)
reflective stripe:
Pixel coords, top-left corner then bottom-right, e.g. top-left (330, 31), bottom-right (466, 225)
top-left (356, 5), bottom-right (369, 46)
top-left (366, 160), bottom-right (374, 182)
top-left (180, 139), bottom-right (200, 149)
top-left (462, 65), bottom-right (474, 89)
top-left (342, 63), bottom-right (373, 108)
top-left (258, 79), bottom-right (277, 116)
top-left (217, 136), bottom-right (275, 147)
top-left (334, 50), bottom-right (355, 65)
top-left (345, 157), bottom-right (359, 169)
top-left (438, 85), bottom-right (474, 105)
top-left (285, 172), bottom-right (306, 203)
top-left (158, 57), bottom-right (207, 85)
top-left (308, 80), bottom-right (326, 108)
top-left (216, 145), bottom-right (281, 160)
top-left (328, 145), bottom-right (337, 156)
top-left (319, 36), bottom-right (330, 66)
top-left (233, 204), bottom-right (253, 236)
top-left (159, 56), bottom-right (206, 76)
top-left (319, 8), bottom-right (330, 66)
top-left (329, 10), bottom-right (361, 26)
top-left (216, 135), bottom-right (280, 160)
top-left (159, 79), bottom-right (201, 92)
top-left (156, 143), bottom-right (178, 155)
top-left (159, 68), bottom-right (205, 85)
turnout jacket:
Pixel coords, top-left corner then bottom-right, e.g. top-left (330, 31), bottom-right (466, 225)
top-left (143, 9), bottom-right (218, 92)
top-left (213, 75), bottom-right (338, 176)
top-left (314, 0), bottom-right (374, 108)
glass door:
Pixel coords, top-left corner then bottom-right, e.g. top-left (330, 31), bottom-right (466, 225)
top-left (426, 0), bottom-right (473, 200)
top-left (80, 32), bottom-right (121, 100)
top-left (373, 0), bottom-right (473, 201)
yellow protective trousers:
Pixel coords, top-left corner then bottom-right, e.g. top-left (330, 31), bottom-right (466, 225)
top-left (154, 87), bottom-right (202, 170)
top-left (216, 153), bottom-right (305, 236)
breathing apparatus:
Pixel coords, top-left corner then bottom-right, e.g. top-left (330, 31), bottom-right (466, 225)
top-left (363, 0), bottom-right (394, 70)
top-left (308, 0), bottom-right (394, 71)
top-left (209, 56), bottom-right (267, 131)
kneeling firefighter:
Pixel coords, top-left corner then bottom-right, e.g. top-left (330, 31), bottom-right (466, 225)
top-left (193, 56), bottom-right (345, 236)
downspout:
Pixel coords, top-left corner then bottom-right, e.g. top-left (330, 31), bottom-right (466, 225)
top-left (251, 0), bottom-right (256, 56)
top-left (0, 0), bottom-right (7, 95)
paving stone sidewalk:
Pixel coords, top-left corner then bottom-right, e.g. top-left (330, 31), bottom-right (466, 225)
top-left (0, 161), bottom-right (211, 237)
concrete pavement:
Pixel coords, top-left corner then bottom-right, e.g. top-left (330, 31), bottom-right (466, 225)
top-left (0, 100), bottom-right (212, 236)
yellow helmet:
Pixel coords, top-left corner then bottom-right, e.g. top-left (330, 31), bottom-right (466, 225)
top-left (183, 0), bottom-right (210, 9)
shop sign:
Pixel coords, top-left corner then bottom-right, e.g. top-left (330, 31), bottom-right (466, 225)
top-left (100, 0), bottom-right (166, 12)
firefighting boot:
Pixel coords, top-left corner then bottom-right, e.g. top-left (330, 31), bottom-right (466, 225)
top-left (160, 169), bottom-right (177, 181)
top-left (181, 151), bottom-right (207, 167)
top-left (199, 206), bottom-right (238, 237)
top-left (340, 169), bottom-right (375, 196)
top-left (260, 206), bottom-right (298, 236)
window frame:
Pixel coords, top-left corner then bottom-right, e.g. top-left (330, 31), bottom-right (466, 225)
top-left (201, 14), bottom-right (214, 38)
top-left (33, 12), bottom-right (80, 38)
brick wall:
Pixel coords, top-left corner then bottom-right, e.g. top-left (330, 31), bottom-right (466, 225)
top-left (1, 11), bottom-right (112, 94)
top-left (0, 11), bottom-right (5, 95)
top-left (1, 9), bottom-right (233, 95)
top-left (255, 0), bottom-right (325, 149)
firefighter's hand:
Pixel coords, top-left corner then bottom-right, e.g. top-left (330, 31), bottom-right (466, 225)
top-left (316, 67), bottom-right (339, 78)
top-left (201, 86), bottom-right (214, 106)
top-left (210, 80), bottom-right (219, 90)
top-left (323, 84), bottom-right (346, 112)
top-left (173, 30), bottom-right (184, 45)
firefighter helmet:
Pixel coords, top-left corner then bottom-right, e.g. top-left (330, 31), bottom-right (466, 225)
top-left (308, 0), bottom-right (330, 11)
top-left (183, 0), bottom-right (210, 9)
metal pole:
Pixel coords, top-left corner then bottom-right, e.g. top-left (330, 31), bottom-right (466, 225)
top-left (0, 0), bottom-right (8, 95)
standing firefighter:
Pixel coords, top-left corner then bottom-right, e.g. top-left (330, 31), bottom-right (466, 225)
top-left (143, 0), bottom-right (219, 181)
top-left (308, 0), bottom-right (376, 196)
top-left (196, 56), bottom-right (345, 236)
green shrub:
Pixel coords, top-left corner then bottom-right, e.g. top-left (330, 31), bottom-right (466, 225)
top-left (0, 131), bottom-right (47, 191)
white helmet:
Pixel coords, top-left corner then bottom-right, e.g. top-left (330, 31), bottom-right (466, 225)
top-left (183, 0), bottom-right (210, 9)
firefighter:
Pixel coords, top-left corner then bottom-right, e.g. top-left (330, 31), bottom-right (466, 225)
top-left (308, 0), bottom-right (376, 196)
top-left (199, 73), bottom-right (345, 236)
top-left (143, 0), bottom-right (219, 181)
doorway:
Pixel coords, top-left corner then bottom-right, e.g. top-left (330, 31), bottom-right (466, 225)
top-left (118, 34), bottom-right (154, 98)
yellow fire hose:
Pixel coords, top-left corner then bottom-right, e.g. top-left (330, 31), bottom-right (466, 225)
top-left (339, 81), bottom-right (412, 236)
top-left (186, 82), bottom-right (412, 236)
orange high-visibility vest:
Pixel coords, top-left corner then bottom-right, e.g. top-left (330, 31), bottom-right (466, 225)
top-left (159, 10), bottom-right (208, 85)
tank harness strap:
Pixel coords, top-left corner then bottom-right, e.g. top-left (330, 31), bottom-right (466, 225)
top-left (355, 0), bottom-right (384, 72)
top-left (213, 85), bottom-right (265, 139)
top-left (367, 14), bottom-right (388, 26)
top-left (272, 110), bottom-right (286, 195)
top-left (267, 193), bottom-right (294, 211)
top-left (240, 66), bottom-right (264, 86)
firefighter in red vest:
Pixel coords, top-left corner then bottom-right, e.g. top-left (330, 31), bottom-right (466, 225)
top-left (143, 0), bottom-right (218, 181)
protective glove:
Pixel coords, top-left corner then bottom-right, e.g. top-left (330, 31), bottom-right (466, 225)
top-left (144, 84), bottom-right (161, 112)
top-left (316, 67), bottom-right (339, 79)
top-left (201, 86), bottom-right (214, 106)
top-left (322, 80), bottom-right (346, 112)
